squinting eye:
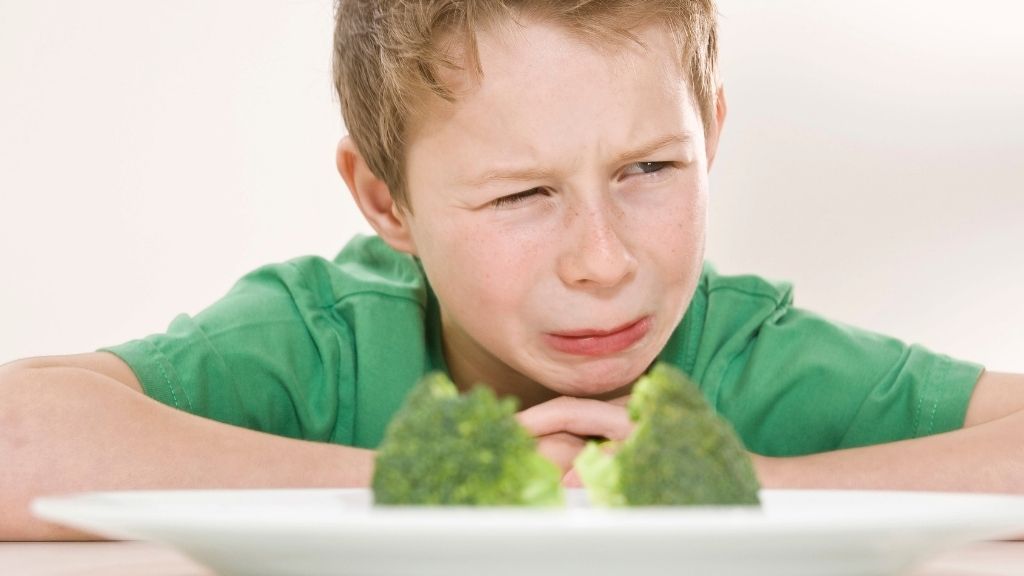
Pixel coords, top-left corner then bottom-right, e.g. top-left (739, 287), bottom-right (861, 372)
top-left (492, 187), bottom-right (546, 209)
top-left (625, 161), bottom-right (671, 176)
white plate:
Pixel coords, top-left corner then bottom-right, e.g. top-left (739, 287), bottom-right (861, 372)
top-left (32, 488), bottom-right (1024, 576)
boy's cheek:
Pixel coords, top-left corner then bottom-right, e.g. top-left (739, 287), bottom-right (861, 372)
top-left (425, 241), bottom-right (535, 327)
top-left (438, 224), bottom-right (549, 286)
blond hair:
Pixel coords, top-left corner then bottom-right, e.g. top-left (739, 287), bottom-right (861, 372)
top-left (332, 0), bottom-right (719, 209)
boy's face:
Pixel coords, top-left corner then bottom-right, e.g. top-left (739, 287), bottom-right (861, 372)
top-left (399, 20), bottom-right (717, 400)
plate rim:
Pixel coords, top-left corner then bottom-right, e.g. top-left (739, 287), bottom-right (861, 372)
top-left (32, 487), bottom-right (1024, 537)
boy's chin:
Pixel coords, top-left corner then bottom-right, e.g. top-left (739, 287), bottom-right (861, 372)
top-left (539, 355), bottom-right (652, 398)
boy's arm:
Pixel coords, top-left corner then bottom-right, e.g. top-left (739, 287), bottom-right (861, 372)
top-left (755, 371), bottom-right (1024, 491)
top-left (0, 353), bottom-right (375, 541)
top-left (519, 371), bottom-right (1024, 492)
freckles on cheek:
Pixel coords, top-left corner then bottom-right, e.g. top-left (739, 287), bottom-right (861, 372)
top-left (446, 226), bottom-right (503, 301)
top-left (652, 197), bottom-right (705, 274)
top-left (458, 224), bottom-right (542, 306)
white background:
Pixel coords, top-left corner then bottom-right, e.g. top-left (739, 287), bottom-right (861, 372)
top-left (2, 1), bottom-right (1022, 372)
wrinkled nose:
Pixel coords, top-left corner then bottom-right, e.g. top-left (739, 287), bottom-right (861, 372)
top-left (557, 203), bottom-right (638, 290)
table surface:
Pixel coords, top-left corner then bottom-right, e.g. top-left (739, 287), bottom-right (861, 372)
top-left (4, 541), bottom-right (1024, 576)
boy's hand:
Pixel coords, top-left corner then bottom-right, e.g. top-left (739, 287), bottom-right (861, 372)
top-left (533, 432), bottom-right (589, 483)
top-left (517, 395), bottom-right (633, 486)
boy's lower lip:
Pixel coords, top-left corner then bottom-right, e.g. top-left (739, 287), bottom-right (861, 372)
top-left (544, 316), bottom-right (651, 357)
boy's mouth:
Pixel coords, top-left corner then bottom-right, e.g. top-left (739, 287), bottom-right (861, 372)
top-left (544, 316), bottom-right (651, 357)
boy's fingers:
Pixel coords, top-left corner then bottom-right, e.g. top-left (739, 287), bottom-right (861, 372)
top-left (607, 394), bottom-right (631, 407)
top-left (516, 396), bottom-right (634, 440)
top-left (562, 467), bottom-right (584, 488)
top-left (535, 432), bottom-right (587, 474)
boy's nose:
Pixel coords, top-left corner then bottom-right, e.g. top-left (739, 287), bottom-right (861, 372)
top-left (557, 204), bottom-right (638, 290)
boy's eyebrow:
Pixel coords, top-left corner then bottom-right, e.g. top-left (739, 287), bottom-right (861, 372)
top-left (466, 132), bottom-right (693, 187)
top-left (613, 132), bottom-right (693, 165)
top-left (466, 165), bottom-right (553, 187)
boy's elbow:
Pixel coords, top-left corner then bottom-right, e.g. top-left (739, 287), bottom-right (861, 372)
top-left (0, 359), bottom-right (41, 421)
top-left (0, 361), bottom-right (122, 541)
top-left (0, 360), bottom-right (65, 454)
top-left (0, 352), bottom-right (143, 393)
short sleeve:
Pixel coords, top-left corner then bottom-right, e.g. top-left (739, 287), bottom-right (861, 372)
top-left (673, 266), bottom-right (985, 457)
top-left (102, 258), bottom-right (355, 442)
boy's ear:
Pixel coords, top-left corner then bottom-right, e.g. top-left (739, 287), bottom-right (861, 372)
top-left (705, 84), bottom-right (728, 171)
top-left (335, 137), bottom-right (418, 255)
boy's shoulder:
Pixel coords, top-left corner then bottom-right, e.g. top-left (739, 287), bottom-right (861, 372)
top-left (105, 234), bottom-right (441, 447)
top-left (330, 234), bottom-right (429, 304)
top-left (246, 234), bottom-right (430, 311)
top-left (696, 262), bottom-right (794, 310)
top-left (680, 262), bottom-right (796, 363)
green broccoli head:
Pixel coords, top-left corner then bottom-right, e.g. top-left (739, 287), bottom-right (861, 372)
top-left (372, 372), bottom-right (564, 506)
top-left (575, 363), bottom-right (761, 506)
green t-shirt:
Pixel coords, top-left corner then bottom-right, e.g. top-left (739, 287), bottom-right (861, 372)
top-left (103, 235), bottom-right (983, 456)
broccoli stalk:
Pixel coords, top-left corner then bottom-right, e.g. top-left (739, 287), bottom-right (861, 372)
top-left (372, 372), bottom-right (564, 506)
top-left (574, 363), bottom-right (761, 506)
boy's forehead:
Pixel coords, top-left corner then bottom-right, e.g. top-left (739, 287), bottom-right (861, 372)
top-left (406, 19), bottom-right (701, 188)
top-left (424, 18), bottom-right (689, 117)
top-left (440, 17), bottom-right (684, 91)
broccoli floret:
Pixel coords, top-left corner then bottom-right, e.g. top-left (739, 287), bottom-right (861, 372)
top-left (574, 363), bottom-right (761, 506)
top-left (372, 372), bottom-right (564, 506)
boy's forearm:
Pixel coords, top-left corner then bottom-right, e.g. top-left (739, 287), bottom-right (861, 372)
top-left (753, 410), bottom-right (1024, 493)
top-left (0, 365), bottom-right (374, 541)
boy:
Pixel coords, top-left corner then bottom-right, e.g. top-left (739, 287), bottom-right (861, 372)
top-left (2, 0), bottom-right (1023, 541)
